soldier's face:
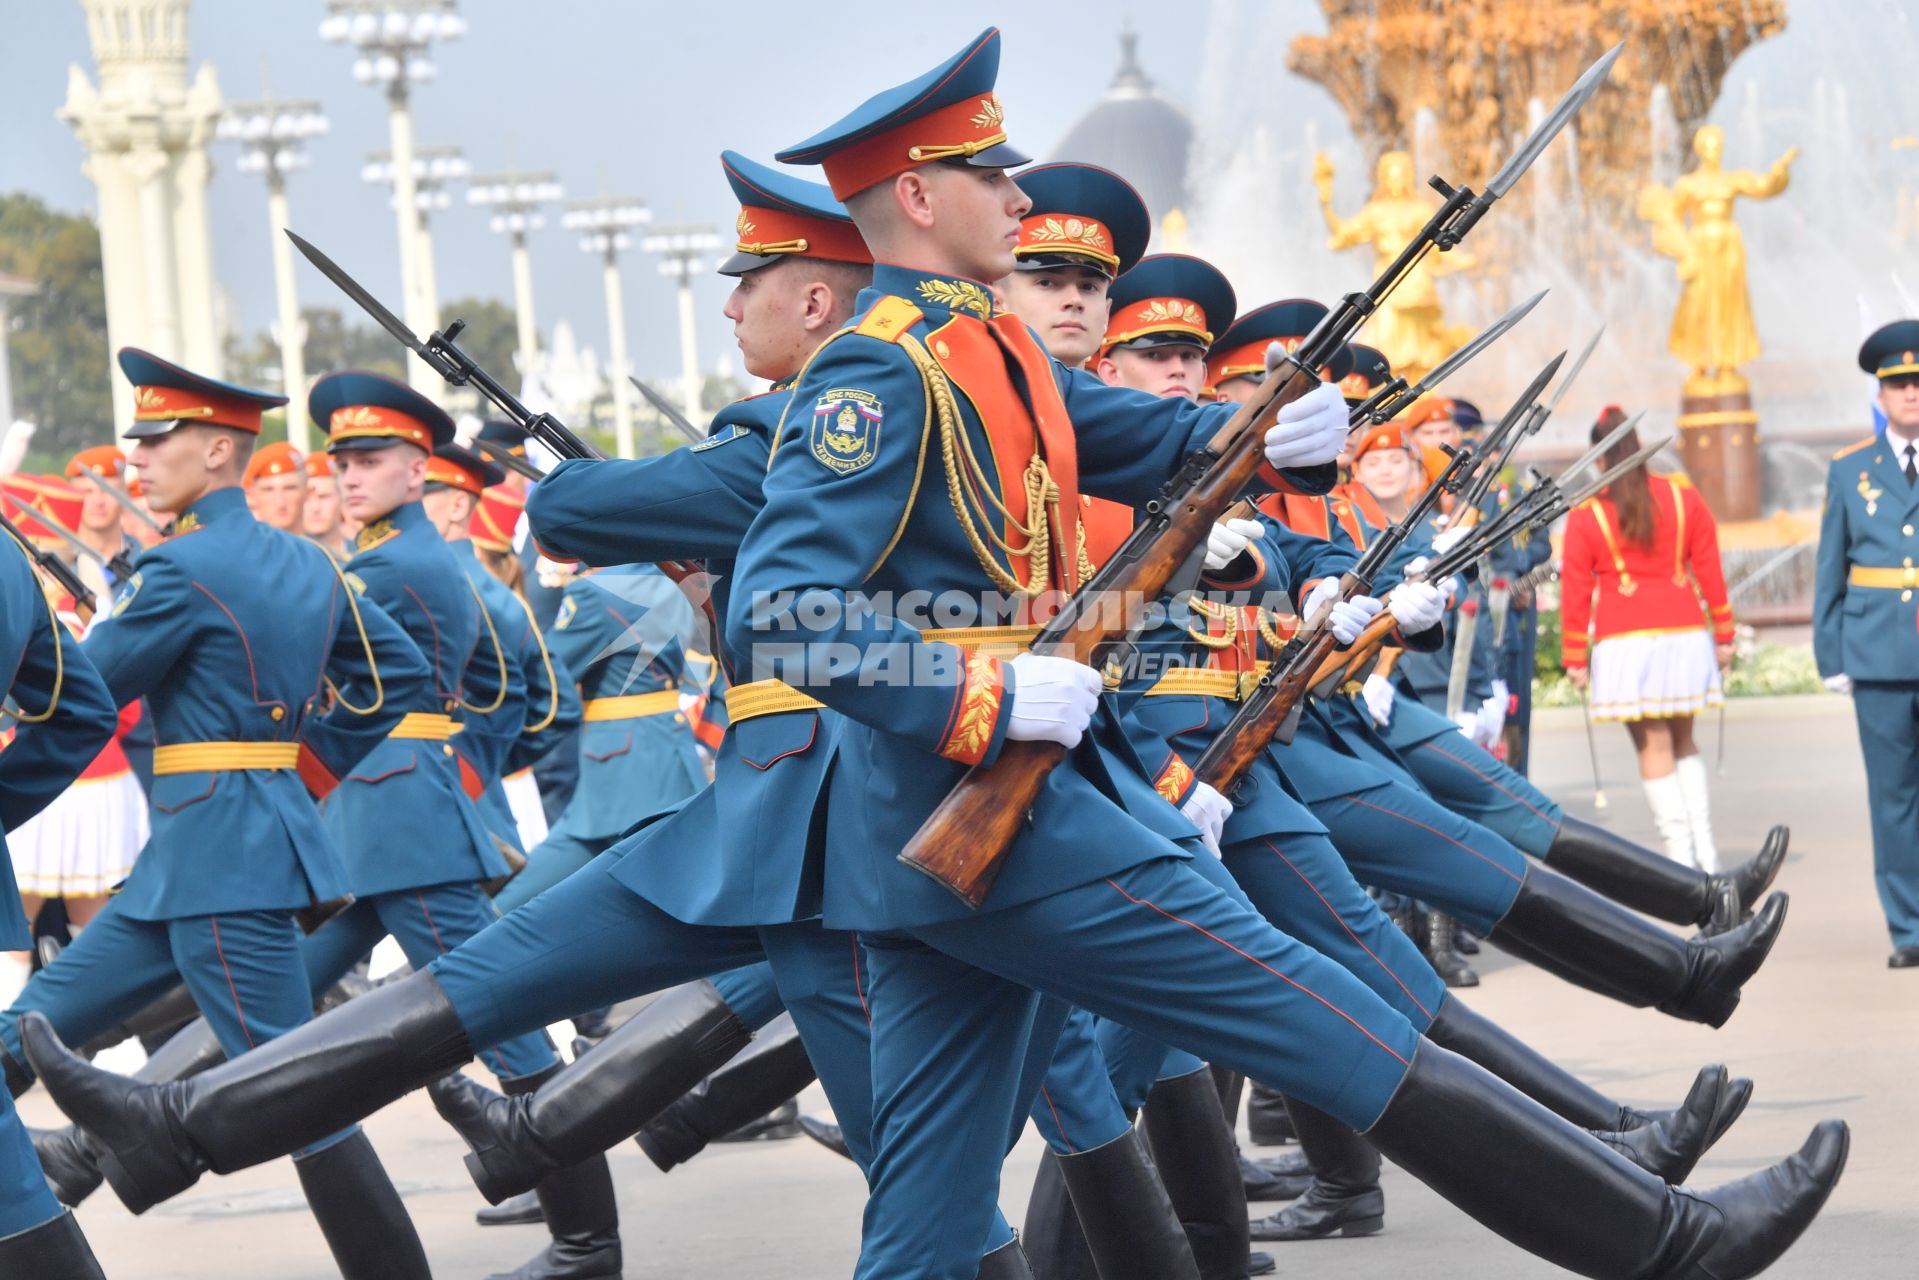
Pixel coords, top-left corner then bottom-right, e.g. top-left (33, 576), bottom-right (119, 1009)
top-left (335, 445), bottom-right (426, 521)
top-left (922, 163), bottom-right (1030, 282)
top-left (127, 426), bottom-right (230, 514)
top-left (998, 267), bottom-right (1109, 366)
top-left (1410, 418), bottom-right (1461, 451)
top-left (1354, 447), bottom-right (1415, 502)
top-left (725, 260), bottom-right (811, 383)
top-left (304, 474), bottom-right (340, 536)
top-left (251, 471), bottom-right (306, 532)
top-left (1097, 344), bottom-right (1207, 402)
top-left (78, 485), bottom-right (120, 534)
top-left (1880, 376), bottom-right (1919, 435)
top-left (1214, 376), bottom-right (1260, 405)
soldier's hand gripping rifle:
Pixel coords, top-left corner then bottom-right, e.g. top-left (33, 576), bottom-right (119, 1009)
top-left (896, 44), bottom-right (1622, 908)
top-left (1190, 443), bottom-right (1477, 798)
top-left (286, 230), bottom-right (710, 606)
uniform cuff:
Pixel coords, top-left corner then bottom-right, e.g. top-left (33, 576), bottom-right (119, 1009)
top-left (1154, 753), bottom-right (1197, 807)
top-left (936, 651), bottom-right (1008, 767)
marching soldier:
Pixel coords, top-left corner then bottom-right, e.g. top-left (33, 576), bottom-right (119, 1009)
top-left (0, 348), bottom-right (437, 1279)
top-left (1816, 320), bottom-right (1919, 967)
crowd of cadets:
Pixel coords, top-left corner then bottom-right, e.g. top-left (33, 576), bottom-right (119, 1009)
top-left (0, 26), bottom-right (1844, 1280)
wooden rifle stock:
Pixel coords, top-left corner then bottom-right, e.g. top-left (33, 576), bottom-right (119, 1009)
top-left (1194, 617), bottom-right (1346, 794)
top-left (897, 360), bottom-right (1325, 907)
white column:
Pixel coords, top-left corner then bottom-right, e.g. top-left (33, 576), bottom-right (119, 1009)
top-left (675, 270), bottom-right (700, 421)
top-left (87, 149), bottom-right (140, 433)
top-left (0, 298), bottom-right (14, 430)
top-left (171, 148), bottom-right (222, 374)
top-left (602, 247), bottom-right (633, 458)
top-left (385, 82), bottom-right (435, 397)
top-left (266, 174), bottom-right (308, 450)
top-left (415, 210), bottom-right (440, 346)
top-left (510, 229), bottom-right (538, 378)
top-left (130, 147), bottom-right (182, 361)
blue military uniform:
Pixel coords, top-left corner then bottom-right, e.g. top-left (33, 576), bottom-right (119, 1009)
top-left (1815, 320), bottom-right (1919, 958)
top-left (0, 530), bottom-right (116, 1245)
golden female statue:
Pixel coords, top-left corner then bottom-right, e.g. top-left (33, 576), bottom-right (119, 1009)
top-left (1314, 149), bottom-right (1473, 380)
top-left (1639, 125), bottom-right (1796, 393)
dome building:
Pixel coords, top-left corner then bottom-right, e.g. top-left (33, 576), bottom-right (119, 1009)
top-left (1051, 28), bottom-right (1195, 246)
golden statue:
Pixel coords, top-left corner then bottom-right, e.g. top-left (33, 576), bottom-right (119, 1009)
top-left (1638, 125), bottom-right (1797, 394)
top-left (1314, 150), bottom-right (1472, 380)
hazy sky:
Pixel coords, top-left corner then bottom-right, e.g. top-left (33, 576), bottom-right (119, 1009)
top-left (0, 3), bottom-right (1223, 387)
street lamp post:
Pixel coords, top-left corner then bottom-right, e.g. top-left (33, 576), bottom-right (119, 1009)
top-left (468, 171), bottom-right (563, 381)
top-left (562, 196), bottom-right (650, 459)
top-left (363, 145), bottom-right (467, 338)
top-left (215, 97), bottom-right (328, 450)
top-left (319, 1), bottom-right (464, 398)
top-left (642, 223), bottom-right (720, 421)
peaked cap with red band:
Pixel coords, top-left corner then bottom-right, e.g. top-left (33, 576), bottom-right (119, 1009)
top-left (243, 440), bottom-right (306, 488)
top-left (1013, 162), bottom-right (1150, 279)
top-left (118, 347), bottom-right (287, 439)
top-left (719, 151), bottom-right (872, 278)
top-left (1101, 254), bottom-right (1236, 356)
top-left (310, 370), bottom-right (456, 455)
top-left (1, 474), bottom-right (84, 548)
top-left (470, 484), bottom-right (525, 553)
top-left (775, 27), bottom-right (1029, 200)
top-left (1205, 299), bottom-right (1355, 395)
top-left (426, 443), bottom-right (505, 498)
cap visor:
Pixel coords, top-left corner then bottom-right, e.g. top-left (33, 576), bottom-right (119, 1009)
top-left (123, 419), bottom-right (181, 440)
top-left (718, 249), bottom-right (786, 278)
top-left (326, 436), bottom-right (421, 455)
top-left (1113, 333), bottom-right (1208, 352)
top-left (958, 141), bottom-right (1031, 171)
top-left (1013, 252), bottom-right (1114, 279)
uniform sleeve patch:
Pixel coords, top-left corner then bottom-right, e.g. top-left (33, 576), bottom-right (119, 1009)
top-left (810, 389), bottom-right (883, 475)
top-left (691, 424), bottom-right (747, 453)
top-left (343, 571), bottom-right (369, 596)
top-left (110, 570), bottom-right (143, 617)
top-left (554, 596), bottom-right (578, 630)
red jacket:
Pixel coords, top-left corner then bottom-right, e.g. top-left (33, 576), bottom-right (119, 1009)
top-left (1560, 472), bottom-right (1733, 668)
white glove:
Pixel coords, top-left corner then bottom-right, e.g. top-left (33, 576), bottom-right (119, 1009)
top-left (678, 691), bottom-right (702, 719)
top-left (1179, 780), bottom-right (1233, 857)
top-left (1473, 691), bottom-right (1506, 750)
top-left (1302, 578), bottom-right (1382, 645)
top-left (1823, 673), bottom-right (1853, 696)
top-left (1430, 526), bottom-right (1471, 557)
top-left (1204, 518), bottom-right (1265, 572)
top-left (1361, 673), bottom-right (1397, 727)
top-left (1453, 710), bottom-right (1478, 738)
top-left (1262, 382), bottom-right (1349, 471)
top-left (1005, 652), bottom-right (1103, 749)
top-left (1388, 582), bottom-right (1445, 633)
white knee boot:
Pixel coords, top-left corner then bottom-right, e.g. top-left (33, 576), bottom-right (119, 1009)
top-left (1641, 772), bottom-right (1695, 868)
top-left (1675, 755), bottom-right (1719, 873)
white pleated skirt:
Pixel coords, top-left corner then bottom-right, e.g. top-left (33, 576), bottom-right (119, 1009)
top-left (9, 770), bottom-right (148, 897)
top-left (1588, 628), bottom-right (1724, 723)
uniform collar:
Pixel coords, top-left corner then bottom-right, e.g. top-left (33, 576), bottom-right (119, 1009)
top-left (445, 536), bottom-right (477, 562)
top-left (867, 262), bottom-right (998, 322)
top-left (352, 498), bottom-right (428, 553)
top-left (172, 485), bottom-right (251, 534)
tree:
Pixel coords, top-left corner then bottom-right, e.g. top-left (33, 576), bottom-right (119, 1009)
top-left (436, 295), bottom-right (522, 384)
top-left (0, 194), bottom-right (111, 458)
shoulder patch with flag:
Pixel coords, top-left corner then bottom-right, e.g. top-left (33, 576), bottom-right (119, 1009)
top-left (809, 389), bottom-right (882, 475)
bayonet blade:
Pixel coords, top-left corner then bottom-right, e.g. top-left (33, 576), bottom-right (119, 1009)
top-left (1409, 290), bottom-right (1547, 403)
top-left (1485, 43), bottom-right (1623, 199)
top-left (40, 516), bottom-right (106, 568)
top-left (1559, 409), bottom-right (1645, 484)
top-left (628, 376), bottom-right (704, 444)
top-left (1546, 325), bottom-right (1605, 415)
top-left (1563, 434), bottom-right (1670, 508)
top-left (475, 437), bottom-right (547, 482)
top-left (79, 465), bottom-right (164, 535)
top-left (286, 230), bottom-right (428, 358)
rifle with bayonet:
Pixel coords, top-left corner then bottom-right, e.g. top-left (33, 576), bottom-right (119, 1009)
top-left (1348, 292), bottom-right (1549, 431)
top-left (78, 465), bottom-right (165, 538)
top-left (0, 510), bottom-right (97, 624)
top-left (895, 43), bottom-right (1623, 908)
top-left (38, 516), bottom-right (136, 585)
top-left (629, 377), bottom-right (706, 445)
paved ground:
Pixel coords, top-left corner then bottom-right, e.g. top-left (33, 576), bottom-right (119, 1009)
top-left (27, 693), bottom-right (1911, 1277)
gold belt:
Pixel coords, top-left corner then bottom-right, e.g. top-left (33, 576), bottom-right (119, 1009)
top-left (153, 742), bottom-right (301, 775)
top-left (1142, 663), bottom-right (1268, 700)
top-left (1848, 566), bottom-right (1919, 590)
top-left (919, 624), bottom-right (1041, 657)
top-left (389, 712), bottom-right (460, 741)
top-left (582, 691), bottom-right (681, 721)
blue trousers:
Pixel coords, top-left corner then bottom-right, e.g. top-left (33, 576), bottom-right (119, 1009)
top-left (1853, 682), bottom-right (1919, 948)
top-left (1309, 780), bottom-right (1530, 934)
top-left (298, 886), bottom-right (559, 1083)
top-left (491, 826), bottom-right (615, 916)
top-left (1025, 1006), bottom-right (1134, 1154)
top-left (426, 855), bottom-right (1019, 1258)
top-left (859, 856), bottom-right (1421, 1280)
top-left (1396, 725), bottom-right (1565, 859)
top-left (710, 962), bottom-right (788, 1031)
top-left (0, 1088), bottom-right (60, 1235)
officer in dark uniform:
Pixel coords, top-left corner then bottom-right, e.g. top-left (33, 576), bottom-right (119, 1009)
top-left (1816, 319), bottom-right (1919, 967)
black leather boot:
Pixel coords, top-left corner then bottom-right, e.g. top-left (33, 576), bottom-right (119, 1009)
top-left (1485, 869), bottom-right (1789, 1027)
top-left (1250, 1098), bottom-right (1383, 1242)
top-left (482, 1063), bottom-right (622, 1280)
top-left (22, 970), bottom-right (475, 1213)
top-left (1244, 1081), bottom-right (1292, 1145)
top-left (1424, 910), bottom-right (1480, 987)
top-left (1589, 1066), bottom-right (1723, 1184)
top-left (1424, 996), bottom-right (1751, 1157)
top-left (2, 1043), bottom-right (31, 1098)
top-left (430, 980), bottom-right (751, 1203)
top-left (478, 1190), bottom-right (546, 1226)
top-left (637, 1016), bottom-right (815, 1171)
top-left (798, 1114), bottom-right (855, 1162)
top-left (77, 981), bottom-right (202, 1060)
top-left (1363, 1043), bottom-right (1848, 1278)
top-left (977, 1237), bottom-right (1036, 1279)
top-left (292, 1130), bottom-right (432, 1280)
top-left (0, 1210), bottom-right (105, 1279)
top-left (1024, 1131), bottom-right (1200, 1280)
top-left (717, 1097), bottom-right (800, 1142)
top-left (32, 1015), bottom-right (229, 1207)
top-left (1142, 1068), bottom-right (1257, 1280)
top-left (1546, 817), bottom-right (1790, 932)
top-left (1240, 1152), bottom-right (1312, 1202)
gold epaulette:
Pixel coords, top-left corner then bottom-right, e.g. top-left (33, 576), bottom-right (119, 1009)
top-left (1834, 436), bottom-right (1878, 461)
top-left (854, 296), bottom-right (924, 344)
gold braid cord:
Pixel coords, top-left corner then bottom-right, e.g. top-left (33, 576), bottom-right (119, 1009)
top-left (509, 588), bottom-right (561, 733)
top-left (320, 554), bottom-right (387, 716)
top-left (900, 333), bottom-right (1068, 598)
top-left (1185, 597), bottom-right (1238, 650)
top-left (458, 578), bottom-right (511, 715)
top-left (5, 530), bottom-right (64, 724)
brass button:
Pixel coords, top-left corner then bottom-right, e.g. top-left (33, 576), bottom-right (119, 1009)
top-left (1906, 590), bottom-right (1914, 603)
top-left (1904, 525), bottom-right (1913, 537)
top-left (444, 699), bottom-right (456, 712)
top-left (270, 706), bottom-right (284, 721)
top-left (442, 745), bottom-right (455, 757)
top-left (934, 340), bottom-right (952, 360)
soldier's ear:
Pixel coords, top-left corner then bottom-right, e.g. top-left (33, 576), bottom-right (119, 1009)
top-left (893, 169), bottom-right (938, 231)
